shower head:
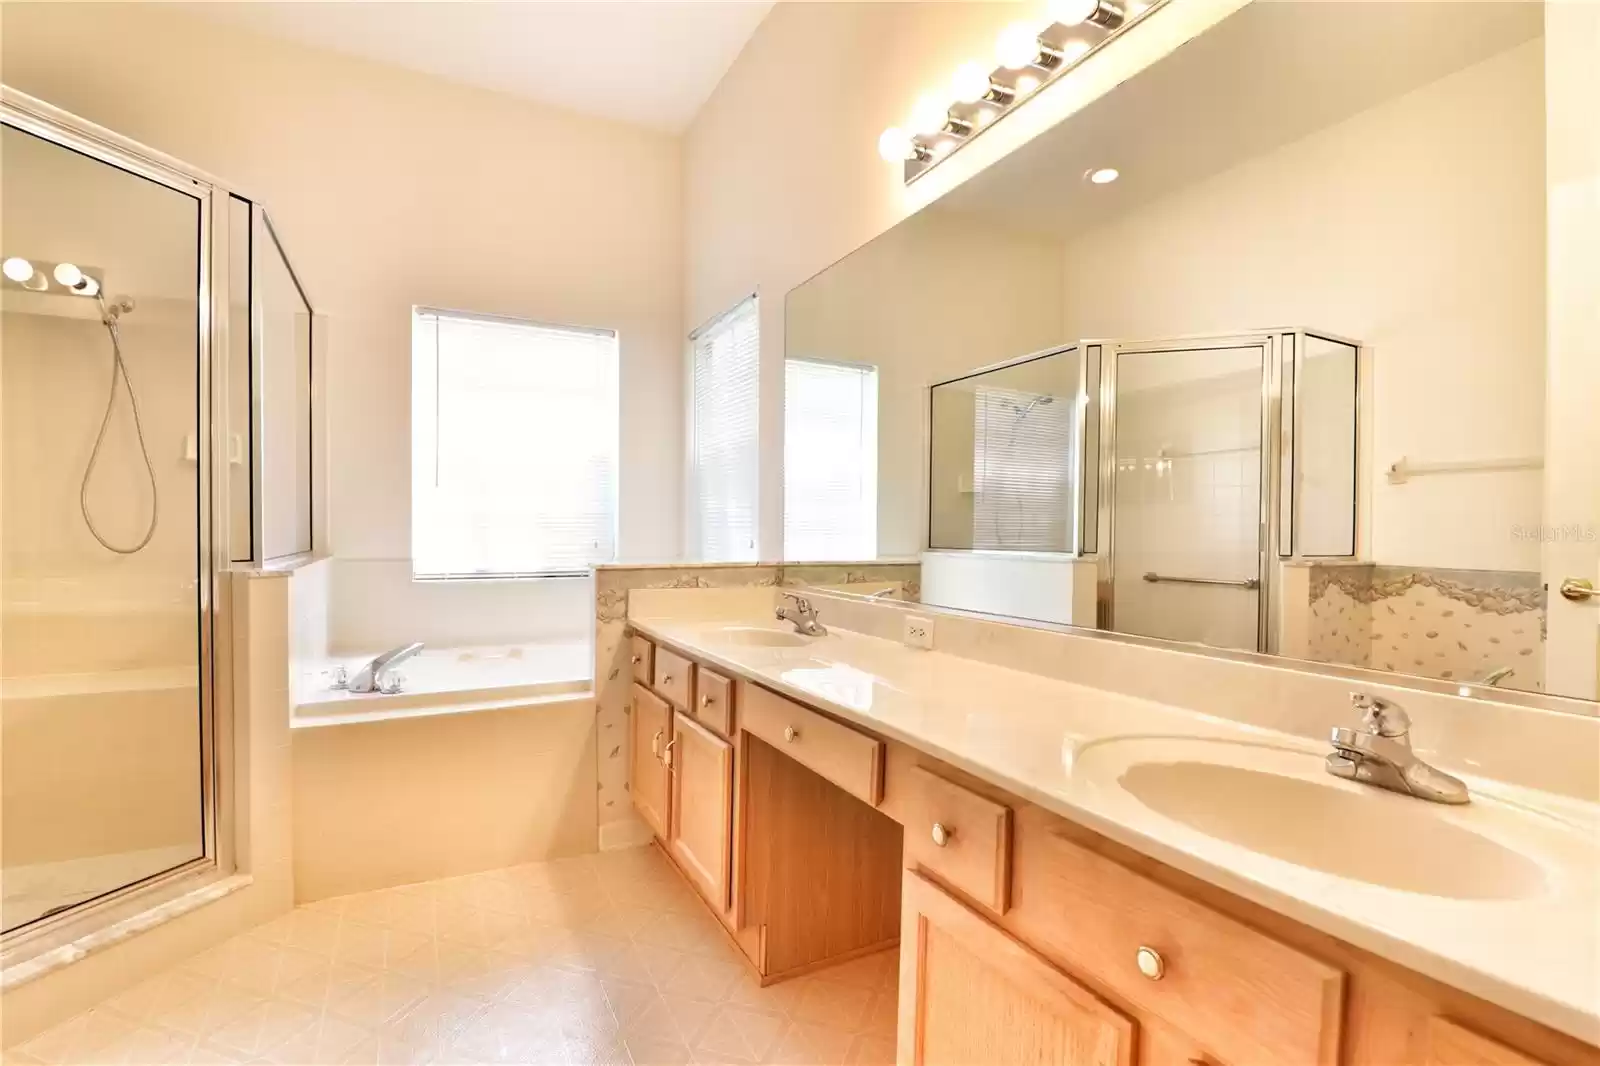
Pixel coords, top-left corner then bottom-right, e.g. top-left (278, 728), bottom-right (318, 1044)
top-left (95, 292), bottom-right (135, 323)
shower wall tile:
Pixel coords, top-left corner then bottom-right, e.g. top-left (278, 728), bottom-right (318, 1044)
top-left (591, 561), bottom-right (919, 847)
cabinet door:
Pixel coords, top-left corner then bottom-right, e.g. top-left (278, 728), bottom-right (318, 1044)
top-left (669, 711), bottom-right (734, 910)
top-left (1425, 1018), bottom-right (1550, 1066)
top-left (898, 871), bottom-right (1134, 1066)
top-left (631, 684), bottom-right (672, 840)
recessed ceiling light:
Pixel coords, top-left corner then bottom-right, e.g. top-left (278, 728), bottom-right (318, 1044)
top-left (1087, 167), bottom-right (1120, 184)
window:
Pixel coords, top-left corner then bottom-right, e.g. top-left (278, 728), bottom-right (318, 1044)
top-left (690, 296), bottom-right (760, 561)
top-left (972, 386), bottom-right (1075, 551)
top-left (411, 308), bottom-right (618, 578)
top-left (784, 359), bottom-right (878, 560)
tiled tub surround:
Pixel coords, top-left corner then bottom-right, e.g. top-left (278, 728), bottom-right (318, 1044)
top-left (591, 562), bottom-right (918, 848)
top-left (1296, 562), bottom-right (1546, 691)
top-left (627, 586), bottom-right (1600, 1045)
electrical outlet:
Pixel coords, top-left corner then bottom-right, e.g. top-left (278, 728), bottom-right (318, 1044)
top-left (903, 614), bottom-right (935, 650)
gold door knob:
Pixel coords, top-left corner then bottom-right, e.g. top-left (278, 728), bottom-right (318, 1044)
top-left (1560, 578), bottom-right (1597, 602)
top-left (930, 823), bottom-right (952, 848)
top-left (784, 725), bottom-right (800, 743)
top-left (1135, 946), bottom-right (1165, 980)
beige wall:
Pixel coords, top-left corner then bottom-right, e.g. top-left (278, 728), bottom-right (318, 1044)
top-left (1059, 40), bottom-right (1548, 574)
top-left (2, 1), bottom-right (684, 640)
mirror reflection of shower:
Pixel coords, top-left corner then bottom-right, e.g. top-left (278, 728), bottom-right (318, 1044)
top-left (1, 256), bottom-right (157, 553)
top-left (976, 387), bottom-right (1071, 549)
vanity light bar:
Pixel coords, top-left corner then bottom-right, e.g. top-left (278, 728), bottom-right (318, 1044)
top-left (879, 0), bottom-right (1158, 183)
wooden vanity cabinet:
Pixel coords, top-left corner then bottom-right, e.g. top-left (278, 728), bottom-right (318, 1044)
top-left (629, 683), bottom-right (672, 840)
top-left (668, 711), bottom-right (734, 911)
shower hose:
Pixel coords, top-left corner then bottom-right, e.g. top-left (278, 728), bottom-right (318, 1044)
top-left (81, 300), bottom-right (158, 554)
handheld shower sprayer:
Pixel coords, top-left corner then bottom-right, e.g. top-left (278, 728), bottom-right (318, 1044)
top-left (78, 277), bottom-right (158, 555)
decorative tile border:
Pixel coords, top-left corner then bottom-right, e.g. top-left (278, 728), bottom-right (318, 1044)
top-left (1308, 564), bottom-right (1544, 615)
top-left (591, 562), bottom-right (920, 840)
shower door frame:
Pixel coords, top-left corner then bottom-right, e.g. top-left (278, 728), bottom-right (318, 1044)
top-left (1090, 330), bottom-right (1289, 655)
top-left (0, 89), bottom-right (238, 964)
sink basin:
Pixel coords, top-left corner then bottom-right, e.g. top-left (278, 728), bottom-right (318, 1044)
top-left (714, 626), bottom-right (813, 648)
top-left (1076, 737), bottom-right (1548, 901)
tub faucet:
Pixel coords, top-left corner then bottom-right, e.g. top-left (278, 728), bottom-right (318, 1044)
top-left (775, 593), bottom-right (827, 636)
top-left (1326, 692), bottom-right (1469, 804)
top-left (344, 642), bottom-right (424, 694)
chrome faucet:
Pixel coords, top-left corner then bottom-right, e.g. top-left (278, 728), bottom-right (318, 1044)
top-left (1326, 692), bottom-right (1469, 804)
top-left (775, 593), bottom-right (827, 636)
top-left (342, 642), bottom-right (424, 694)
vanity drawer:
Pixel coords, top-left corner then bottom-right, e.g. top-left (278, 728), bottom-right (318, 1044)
top-left (742, 685), bottom-right (884, 806)
top-left (629, 635), bottom-right (654, 686)
top-left (694, 667), bottom-right (735, 737)
top-left (903, 766), bottom-right (1012, 914)
top-left (1019, 826), bottom-right (1344, 1066)
top-left (653, 647), bottom-right (694, 710)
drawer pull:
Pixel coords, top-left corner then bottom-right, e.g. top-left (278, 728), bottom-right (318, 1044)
top-left (930, 822), bottom-right (952, 848)
top-left (784, 725), bottom-right (800, 743)
top-left (701, 694), bottom-right (714, 707)
top-left (1135, 946), bottom-right (1165, 981)
top-left (651, 729), bottom-right (663, 759)
top-left (662, 738), bottom-right (677, 771)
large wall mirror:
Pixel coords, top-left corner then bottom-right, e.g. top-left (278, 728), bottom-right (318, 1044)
top-left (785, 0), bottom-right (1599, 709)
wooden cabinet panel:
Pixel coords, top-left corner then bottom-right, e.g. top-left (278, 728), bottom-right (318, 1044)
top-left (630, 635), bottom-right (654, 686)
top-left (742, 683), bottom-right (884, 806)
top-left (1426, 1018), bottom-right (1552, 1066)
top-left (898, 870), bottom-right (1134, 1066)
top-left (630, 684), bottom-right (672, 840)
top-left (654, 647), bottom-right (694, 709)
top-left (1014, 821), bottom-right (1344, 1066)
top-left (695, 667), bottom-right (735, 737)
top-left (902, 765), bottom-right (1012, 914)
top-left (669, 712), bottom-right (734, 911)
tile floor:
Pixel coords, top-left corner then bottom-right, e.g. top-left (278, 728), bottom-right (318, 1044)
top-left (6, 847), bottom-right (899, 1066)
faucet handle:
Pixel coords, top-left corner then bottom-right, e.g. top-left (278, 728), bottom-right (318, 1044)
top-left (1350, 692), bottom-right (1410, 736)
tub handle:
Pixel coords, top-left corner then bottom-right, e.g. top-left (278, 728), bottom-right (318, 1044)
top-left (651, 729), bottom-right (664, 759)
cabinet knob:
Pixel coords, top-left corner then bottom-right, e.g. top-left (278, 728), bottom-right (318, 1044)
top-left (1135, 946), bottom-right (1165, 981)
top-left (701, 694), bottom-right (713, 707)
top-left (930, 823), bottom-right (952, 848)
top-left (630, 655), bottom-right (642, 665)
top-left (662, 675), bottom-right (674, 684)
top-left (784, 725), bottom-right (800, 743)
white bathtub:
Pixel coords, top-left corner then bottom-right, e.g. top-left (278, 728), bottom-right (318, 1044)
top-left (294, 640), bottom-right (592, 725)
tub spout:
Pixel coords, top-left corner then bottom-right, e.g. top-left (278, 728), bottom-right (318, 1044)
top-left (346, 642), bottom-right (424, 694)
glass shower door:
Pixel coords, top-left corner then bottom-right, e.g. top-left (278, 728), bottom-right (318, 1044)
top-left (1109, 343), bottom-right (1266, 651)
top-left (0, 124), bottom-right (207, 932)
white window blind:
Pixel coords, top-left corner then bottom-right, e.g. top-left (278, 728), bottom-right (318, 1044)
top-left (784, 359), bottom-right (878, 561)
top-left (690, 296), bottom-right (760, 561)
top-left (972, 386), bottom-right (1075, 551)
top-left (411, 308), bottom-right (618, 578)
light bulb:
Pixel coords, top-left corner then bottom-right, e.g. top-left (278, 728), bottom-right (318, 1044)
top-left (909, 93), bottom-right (951, 136)
top-left (877, 127), bottom-right (915, 163)
top-left (74, 275), bottom-right (100, 297)
top-left (1048, 0), bottom-right (1100, 25)
top-left (975, 106), bottom-right (998, 127)
top-left (2, 257), bottom-right (33, 283)
top-left (995, 22), bottom-right (1042, 69)
top-left (950, 61), bottom-right (992, 104)
top-left (1015, 73), bottom-right (1041, 96)
top-left (1058, 39), bottom-right (1090, 64)
top-left (53, 262), bottom-right (83, 287)
top-left (1088, 167), bottom-right (1119, 184)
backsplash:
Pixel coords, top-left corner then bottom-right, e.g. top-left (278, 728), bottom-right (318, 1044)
top-left (592, 560), bottom-right (920, 845)
top-left (1301, 562), bottom-right (1545, 691)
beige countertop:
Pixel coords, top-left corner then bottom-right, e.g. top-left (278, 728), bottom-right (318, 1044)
top-left (628, 604), bottom-right (1600, 1047)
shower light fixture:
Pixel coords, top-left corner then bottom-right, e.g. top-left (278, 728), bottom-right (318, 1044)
top-left (879, 0), bottom-right (1156, 183)
top-left (3, 257), bottom-right (34, 283)
top-left (73, 275), bottom-right (101, 297)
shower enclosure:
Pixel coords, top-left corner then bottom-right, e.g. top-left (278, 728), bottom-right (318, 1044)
top-left (927, 329), bottom-right (1360, 653)
top-left (0, 88), bottom-right (315, 951)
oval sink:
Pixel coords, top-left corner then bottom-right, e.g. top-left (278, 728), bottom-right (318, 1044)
top-left (714, 626), bottom-right (814, 648)
top-left (1077, 737), bottom-right (1548, 901)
